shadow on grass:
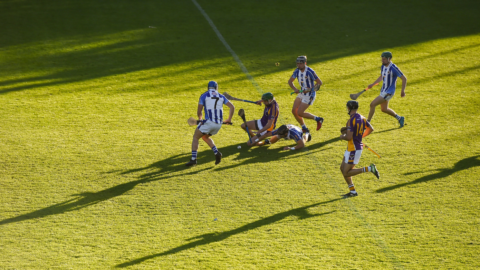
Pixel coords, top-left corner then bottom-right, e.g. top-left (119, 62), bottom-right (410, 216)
top-left (0, 150), bottom-right (220, 226)
top-left (0, 165), bottom-right (211, 226)
top-left (376, 155), bottom-right (480, 193)
top-left (213, 135), bottom-right (340, 172)
top-left (115, 198), bottom-right (340, 268)
top-left (0, 137), bottom-right (331, 226)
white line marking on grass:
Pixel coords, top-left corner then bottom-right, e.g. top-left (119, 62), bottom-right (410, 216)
top-left (191, 1), bottom-right (403, 268)
top-left (190, 0), bottom-right (262, 94)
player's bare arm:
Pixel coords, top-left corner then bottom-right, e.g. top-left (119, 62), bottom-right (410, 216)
top-left (288, 77), bottom-right (300, 93)
top-left (283, 139), bottom-right (305, 150)
top-left (369, 75), bottom-right (382, 89)
top-left (340, 129), bottom-right (353, 141)
top-left (225, 102), bottom-right (235, 123)
top-left (258, 119), bottom-right (274, 136)
top-left (197, 104), bottom-right (204, 120)
top-left (362, 126), bottom-right (374, 138)
top-left (400, 75), bottom-right (407, 97)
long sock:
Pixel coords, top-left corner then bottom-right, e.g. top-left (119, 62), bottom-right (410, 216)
top-left (348, 184), bottom-right (357, 193)
top-left (314, 116), bottom-right (321, 122)
top-left (191, 151), bottom-right (197, 160)
top-left (363, 166), bottom-right (371, 172)
top-left (302, 124), bottom-right (308, 130)
top-left (212, 146), bottom-right (219, 155)
top-left (395, 114), bottom-right (401, 120)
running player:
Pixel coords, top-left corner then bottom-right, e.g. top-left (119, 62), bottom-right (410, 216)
top-left (256, 124), bottom-right (311, 150)
top-left (367, 51), bottom-right (407, 127)
top-left (186, 81), bottom-right (234, 166)
top-left (340, 100), bottom-right (380, 197)
top-left (288, 55), bottom-right (324, 135)
top-left (241, 92), bottom-right (279, 146)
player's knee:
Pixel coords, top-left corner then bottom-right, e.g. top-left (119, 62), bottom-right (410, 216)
top-left (241, 123), bottom-right (246, 129)
top-left (381, 107), bottom-right (389, 113)
top-left (292, 107), bottom-right (298, 115)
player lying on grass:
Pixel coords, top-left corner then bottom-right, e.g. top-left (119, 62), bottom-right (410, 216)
top-left (339, 100), bottom-right (380, 197)
top-left (241, 92), bottom-right (279, 146)
top-left (255, 124), bottom-right (311, 150)
top-left (186, 81), bottom-right (234, 167)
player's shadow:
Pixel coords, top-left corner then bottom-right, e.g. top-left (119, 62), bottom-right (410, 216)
top-left (372, 127), bottom-right (400, 135)
top-left (214, 136), bottom-right (339, 172)
top-left (115, 198), bottom-right (340, 268)
top-left (376, 155), bottom-right (480, 193)
top-left (0, 150), bottom-right (223, 226)
top-left (305, 136), bottom-right (341, 151)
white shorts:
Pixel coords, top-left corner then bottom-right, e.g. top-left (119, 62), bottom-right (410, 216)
top-left (198, 120), bottom-right (222, 135)
top-left (344, 150), bottom-right (363, 165)
top-left (296, 92), bottom-right (316, 105)
top-left (380, 91), bottom-right (394, 101)
top-left (256, 120), bottom-right (268, 136)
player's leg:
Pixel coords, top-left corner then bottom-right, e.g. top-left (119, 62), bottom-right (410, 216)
top-left (367, 95), bottom-right (387, 122)
top-left (297, 101), bottom-right (323, 131)
top-left (380, 96), bottom-right (405, 127)
top-left (241, 120), bottom-right (257, 137)
top-left (252, 131), bottom-right (273, 146)
top-left (340, 158), bottom-right (357, 197)
top-left (202, 122), bottom-right (223, 165)
top-left (292, 98), bottom-right (305, 127)
top-left (186, 128), bottom-right (204, 166)
top-left (201, 134), bottom-right (221, 164)
top-left (259, 134), bottom-right (280, 146)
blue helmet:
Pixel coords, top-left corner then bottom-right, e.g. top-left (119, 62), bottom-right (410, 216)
top-left (208, 81), bottom-right (218, 90)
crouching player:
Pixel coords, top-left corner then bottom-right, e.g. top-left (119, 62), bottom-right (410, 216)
top-left (256, 124), bottom-right (311, 150)
top-left (186, 81), bottom-right (234, 166)
top-left (340, 100), bottom-right (380, 197)
top-left (242, 92), bottom-right (279, 146)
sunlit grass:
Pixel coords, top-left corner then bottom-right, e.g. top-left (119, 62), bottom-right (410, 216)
top-left (0, 0), bottom-right (479, 269)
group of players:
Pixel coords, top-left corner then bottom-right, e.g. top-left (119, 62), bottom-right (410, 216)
top-left (186, 52), bottom-right (407, 197)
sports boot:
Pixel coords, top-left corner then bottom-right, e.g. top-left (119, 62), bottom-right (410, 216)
top-left (343, 191), bottom-right (358, 198)
top-left (399, 116), bottom-right (405, 128)
top-left (215, 151), bottom-right (222, 165)
top-left (185, 159), bottom-right (197, 167)
top-left (370, 164), bottom-right (380, 179)
top-left (316, 117), bottom-right (324, 131)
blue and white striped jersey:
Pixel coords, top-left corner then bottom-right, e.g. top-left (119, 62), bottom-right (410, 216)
top-left (199, 89), bottom-right (229, 124)
top-left (380, 63), bottom-right (404, 94)
top-left (292, 66), bottom-right (319, 97)
top-left (272, 124), bottom-right (303, 142)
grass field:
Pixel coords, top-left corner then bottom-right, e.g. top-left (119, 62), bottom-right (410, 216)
top-left (1, 0), bottom-right (480, 269)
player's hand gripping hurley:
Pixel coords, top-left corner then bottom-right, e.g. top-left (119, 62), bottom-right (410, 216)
top-left (349, 82), bottom-right (379, 100)
top-left (290, 84), bottom-right (320, 95)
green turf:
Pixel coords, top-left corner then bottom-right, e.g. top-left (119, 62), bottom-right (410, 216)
top-left (1, 0), bottom-right (479, 269)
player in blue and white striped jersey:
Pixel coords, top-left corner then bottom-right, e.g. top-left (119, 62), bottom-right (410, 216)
top-left (288, 55), bottom-right (324, 136)
top-left (255, 124), bottom-right (311, 151)
top-left (186, 81), bottom-right (235, 167)
top-left (367, 51), bottom-right (408, 127)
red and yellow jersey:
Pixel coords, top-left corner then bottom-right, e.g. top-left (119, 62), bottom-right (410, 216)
top-left (346, 113), bottom-right (371, 151)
